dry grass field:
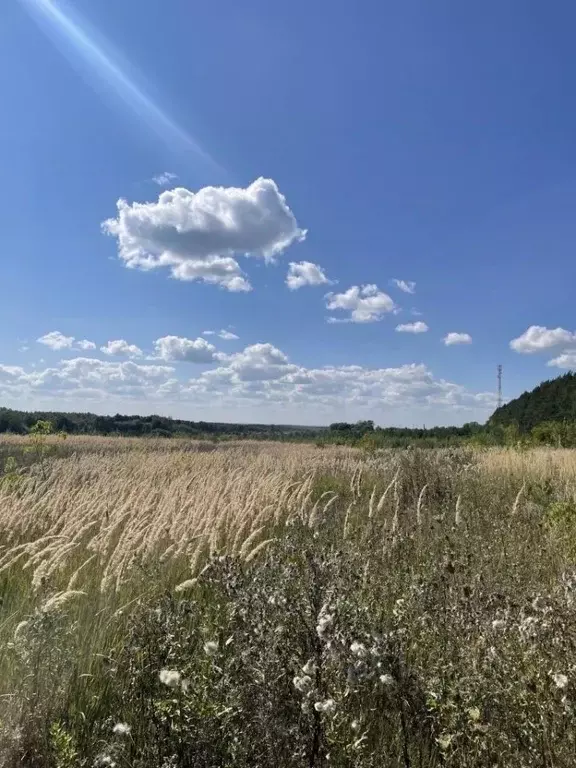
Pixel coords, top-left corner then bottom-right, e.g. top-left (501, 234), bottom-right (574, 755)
top-left (1, 436), bottom-right (576, 766)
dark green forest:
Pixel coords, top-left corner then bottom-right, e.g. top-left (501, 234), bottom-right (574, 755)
top-left (0, 408), bottom-right (322, 440)
top-left (490, 372), bottom-right (576, 431)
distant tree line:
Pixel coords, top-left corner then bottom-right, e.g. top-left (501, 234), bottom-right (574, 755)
top-left (0, 408), bottom-right (324, 440)
top-left (3, 369), bottom-right (576, 448)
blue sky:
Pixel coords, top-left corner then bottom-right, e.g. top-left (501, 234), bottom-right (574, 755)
top-left (1, 0), bottom-right (575, 426)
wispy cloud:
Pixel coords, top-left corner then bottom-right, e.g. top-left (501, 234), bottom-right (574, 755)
top-left (396, 321), bottom-right (428, 334)
top-left (153, 171), bottom-right (178, 186)
top-left (392, 279), bottom-right (416, 294)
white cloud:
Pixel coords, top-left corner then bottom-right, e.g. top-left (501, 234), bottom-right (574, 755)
top-left (37, 332), bottom-right (97, 352)
top-left (443, 332), bottom-right (472, 346)
top-left (214, 343), bottom-right (296, 381)
top-left (38, 331), bottom-right (75, 350)
top-left (102, 178), bottom-right (306, 291)
top-left (153, 335), bottom-right (217, 363)
top-left (4, 358), bottom-right (174, 401)
top-left (202, 330), bottom-right (215, 336)
top-left (153, 171), bottom-right (178, 186)
top-left (170, 256), bottom-right (251, 292)
top-left (392, 279), bottom-right (416, 294)
top-left (396, 321), bottom-right (428, 334)
top-left (286, 261), bottom-right (332, 290)
top-left (325, 284), bottom-right (396, 323)
top-left (548, 353), bottom-right (576, 369)
top-left (510, 325), bottom-right (575, 354)
top-left (0, 341), bottom-right (496, 423)
top-left (77, 339), bottom-right (96, 350)
top-left (218, 330), bottom-right (239, 340)
top-left (100, 340), bottom-right (143, 359)
top-left (186, 346), bottom-right (495, 416)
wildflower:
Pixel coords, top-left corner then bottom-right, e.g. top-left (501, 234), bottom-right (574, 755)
top-left (314, 698), bottom-right (336, 715)
top-left (379, 673), bottom-right (394, 686)
top-left (112, 722), bottom-right (131, 736)
top-left (437, 733), bottom-right (453, 751)
top-left (351, 719), bottom-right (360, 732)
top-left (302, 658), bottom-right (316, 675)
top-left (553, 672), bottom-right (569, 689)
top-left (94, 756), bottom-right (116, 768)
top-left (204, 640), bottom-right (219, 656)
top-left (491, 619), bottom-right (506, 630)
top-left (159, 669), bottom-right (181, 689)
top-left (350, 641), bottom-right (367, 658)
top-left (316, 605), bottom-right (334, 638)
top-left (467, 707), bottom-right (481, 722)
top-left (293, 674), bottom-right (313, 693)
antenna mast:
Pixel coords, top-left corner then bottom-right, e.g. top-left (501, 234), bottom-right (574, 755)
top-left (497, 364), bottom-right (503, 409)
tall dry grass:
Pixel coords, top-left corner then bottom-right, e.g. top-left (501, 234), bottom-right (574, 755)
top-left (1, 437), bottom-right (576, 765)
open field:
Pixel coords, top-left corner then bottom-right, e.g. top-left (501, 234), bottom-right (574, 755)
top-left (1, 437), bottom-right (576, 766)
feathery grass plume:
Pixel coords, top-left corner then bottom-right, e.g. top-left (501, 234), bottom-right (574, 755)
top-left (511, 483), bottom-right (526, 516)
top-left (368, 484), bottom-right (377, 519)
top-left (66, 554), bottom-right (98, 591)
top-left (343, 502), bottom-right (355, 539)
top-left (244, 537), bottom-right (275, 563)
top-left (174, 578), bottom-right (198, 593)
top-left (307, 491), bottom-right (334, 527)
top-left (454, 494), bottom-right (463, 526)
top-left (239, 525), bottom-right (266, 560)
top-left (41, 590), bottom-right (86, 614)
top-left (416, 484), bottom-right (428, 526)
top-left (308, 492), bottom-right (338, 528)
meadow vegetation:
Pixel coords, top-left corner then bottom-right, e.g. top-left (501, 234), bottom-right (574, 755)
top-left (1, 435), bottom-right (576, 766)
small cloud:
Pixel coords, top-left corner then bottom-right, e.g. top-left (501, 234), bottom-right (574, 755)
top-left (100, 339), bottom-right (143, 358)
top-left (396, 321), bottom-right (428, 334)
top-left (202, 330), bottom-right (216, 336)
top-left (286, 261), bottom-right (333, 290)
top-left (392, 279), bottom-right (416, 294)
top-left (77, 339), bottom-right (96, 350)
top-left (548, 353), bottom-right (576, 369)
top-left (152, 171), bottom-right (178, 186)
top-left (154, 335), bottom-right (217, 363)
top-left (37, 331), bottom-right (75, 351)
top-left (218, 330), bottom-right (239, 340)
top-left (443, 332), bottom-right (472, 346)
top-left (37, 331), bottom-right (97, 352)
top-left (510, 325), bottom-right (575, 354)
top-left (325, 284), bottom-right (396, 323)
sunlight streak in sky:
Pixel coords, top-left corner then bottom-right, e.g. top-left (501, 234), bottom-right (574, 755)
top-left (20, 0), bottom-right (223, 176)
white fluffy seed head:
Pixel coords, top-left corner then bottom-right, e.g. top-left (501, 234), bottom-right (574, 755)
top-left (112, 722), bottom-right (131, 736)
top-left (159, 669), bottom-right (181, 688)
top-left (314, 698), bottom-right (336, 715)
top-left (203, 640), bottom-right (219, 656)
